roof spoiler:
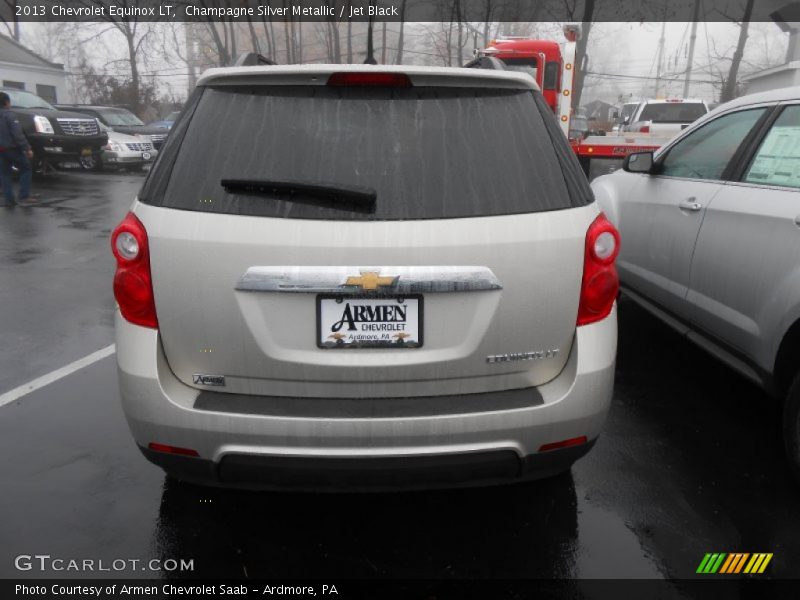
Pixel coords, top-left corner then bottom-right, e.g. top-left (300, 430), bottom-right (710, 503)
top-left (233, 53), bottom-right (278, 67)
top-left (462, 56), bottom-right (506, 70)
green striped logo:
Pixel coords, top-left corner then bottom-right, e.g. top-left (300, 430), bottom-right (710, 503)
top-left (697, 552), bottom-right (773, 574)
top-left (697, 553), bottom-right (727, 574)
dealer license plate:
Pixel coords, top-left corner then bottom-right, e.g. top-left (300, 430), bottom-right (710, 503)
top-left (317, 295), bottom-right (422, 348)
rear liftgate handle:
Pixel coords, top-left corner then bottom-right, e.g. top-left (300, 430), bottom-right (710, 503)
top-left (679, 197), bottom-right (703, 212)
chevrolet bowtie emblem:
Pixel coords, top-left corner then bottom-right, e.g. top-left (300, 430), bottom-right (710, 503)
top-left (344, 271), bottom-right (398, 290)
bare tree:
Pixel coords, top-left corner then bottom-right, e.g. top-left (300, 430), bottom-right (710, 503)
top-left (259, 12), bottom-right (276, 60)
top-left (246, 17), bottom-right (260, 54)
top-left (347, 16), bottom-right (353, 62)
top-left (327, 0), bottom-right (341, 62)
top-left (454, 0), bottom-right (464, 65)
top-left (720, 0), bottom-right (755, 102)
top-left (79, 0), bottom-right (156, 114)
top-left (0, 0), bottom-right (20, 41)
top-left (381, 21), bottom-right (387, 64)
top-left (567, 0), bottom-right (595, 111)
top-left (203, 19), bottom-right (232, 66)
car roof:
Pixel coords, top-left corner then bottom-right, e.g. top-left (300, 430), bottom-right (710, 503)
top-left (711, 85), bottom-right (800, 111)
top-left (197, 64), bottom-right (541, 91)
top-left (639, 98), bottom-right (706, 104)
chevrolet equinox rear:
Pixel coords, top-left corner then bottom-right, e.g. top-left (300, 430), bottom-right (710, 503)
top-left (112, 65), bottom-right (619, 491)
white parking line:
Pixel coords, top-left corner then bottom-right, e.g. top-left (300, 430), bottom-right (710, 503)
top-left (0, 344), bottom-right (116, 409)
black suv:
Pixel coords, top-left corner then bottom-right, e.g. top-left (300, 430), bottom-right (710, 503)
top-left (56, 104), bottom-right (168, 149)
top-left (2, 89), bottom-right (107, 169)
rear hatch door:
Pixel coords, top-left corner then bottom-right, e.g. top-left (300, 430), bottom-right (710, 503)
top-left (138, 71), bottom-right (596, 398)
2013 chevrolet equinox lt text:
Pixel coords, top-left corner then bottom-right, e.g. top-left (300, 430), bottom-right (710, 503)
top-left (111, 65), bottom-right (620, 491)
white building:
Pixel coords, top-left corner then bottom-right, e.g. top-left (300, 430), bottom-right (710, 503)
top-left (743, 60), bottom-right (800, 94)
top-left (0, 34), bottom-right (71, 104)
top-left (743, 5), bottom-right (800, 94)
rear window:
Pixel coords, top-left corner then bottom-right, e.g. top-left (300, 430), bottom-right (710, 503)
top-left (639, 102), bottom-right (707, 124)
top-left (141, 84), bottom-right (590, 220)
top-left (499, 57), bottom-right (537, 80)
top-left (99, 108), bottom-right (144, 127)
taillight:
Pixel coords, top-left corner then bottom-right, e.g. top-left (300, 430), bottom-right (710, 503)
top-left (577, 213), bottom-right (620, 326)
top-left (111, 212), bottom-right (158, 329)
top-left (638, 124), bottom-right (650, 133)
top-left (327, 72), bottom-right (412, 87)
top-left (148, 442), bottom-right (199, 457)
top-left (539, 436), bottom-right (588, 452)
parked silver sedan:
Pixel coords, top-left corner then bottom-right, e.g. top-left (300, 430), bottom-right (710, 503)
top-left (80, 123), bottom-right (157, 172)
top-left (593, 86), bottom-right (800, 477)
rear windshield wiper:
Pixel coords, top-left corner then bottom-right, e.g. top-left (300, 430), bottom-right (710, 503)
top-left (221, 178), bottom-right (376, 212)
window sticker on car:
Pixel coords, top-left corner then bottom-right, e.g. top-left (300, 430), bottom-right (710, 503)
top-left (745, 126), bottom-right (800, 188)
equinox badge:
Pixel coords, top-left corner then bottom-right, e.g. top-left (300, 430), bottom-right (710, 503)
top-left (486, 349), bottom-right (560, 364)
top-left (192, 374), bottom-right (226, 387)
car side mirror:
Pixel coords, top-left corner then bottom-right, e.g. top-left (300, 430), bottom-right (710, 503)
top-left (612, 111), bottom-right (619, 119)
top-left (623, 151), bottom-right (654, 174)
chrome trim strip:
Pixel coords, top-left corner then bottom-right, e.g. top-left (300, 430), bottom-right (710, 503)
top-left (235, 266), bottom-right (503, 294)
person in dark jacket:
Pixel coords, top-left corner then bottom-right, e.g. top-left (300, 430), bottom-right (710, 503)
top-left (0, 92), bottom-right (33, 207)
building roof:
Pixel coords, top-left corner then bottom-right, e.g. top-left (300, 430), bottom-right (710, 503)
top-left (0, 34), bottom-right (63, 71)
top-left (584, 99), bottom-right (616, 108)
top-left (741, 60), bottom-right (800, 82)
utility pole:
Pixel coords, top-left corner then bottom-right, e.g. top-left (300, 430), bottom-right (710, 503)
top-left (683, 0), bottom-right (701, 98)
top-left (654, 20), bottom-right (667, 97)
top-left (185, 23), bottom-right (197, 94)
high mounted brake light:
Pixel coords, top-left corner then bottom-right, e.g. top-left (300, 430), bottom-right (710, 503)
top-left (577, 213), bottom-right (620, 326)
top-left (111, 212), bottom-right (158, 329)
top-left (326, 72), bottom-right (412, 88)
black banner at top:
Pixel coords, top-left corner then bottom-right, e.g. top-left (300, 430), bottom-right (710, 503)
top-left (4, 0), bottom-right (800, 23)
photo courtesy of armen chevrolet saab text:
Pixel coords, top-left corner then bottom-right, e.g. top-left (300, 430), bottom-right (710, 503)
top-left (111, 64), bottom-right (620, 491)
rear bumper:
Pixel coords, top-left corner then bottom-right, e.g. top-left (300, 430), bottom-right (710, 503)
top-left (139, 440), bottom-right (595, 492)
top-left (116, 306), bottom-right (616, 490)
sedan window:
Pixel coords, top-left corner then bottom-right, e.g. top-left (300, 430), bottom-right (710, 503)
top-left (659, 108), bottom-right (766, 180)
top-left (744, 105), bottom-right (800, 189)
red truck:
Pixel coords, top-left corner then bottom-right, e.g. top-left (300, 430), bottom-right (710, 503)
top-left (481, 37), bottom-right (565, 114)
top-left (477, 26), bottom-right (668, 175)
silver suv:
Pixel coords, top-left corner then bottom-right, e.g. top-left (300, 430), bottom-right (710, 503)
top-left (594, 86), bottom-right (800, 478)
top-left (111, 65), bottom-right (619, 490)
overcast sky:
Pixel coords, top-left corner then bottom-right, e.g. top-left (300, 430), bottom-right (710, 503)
top-left (19, 19), bottom-right (790, 106)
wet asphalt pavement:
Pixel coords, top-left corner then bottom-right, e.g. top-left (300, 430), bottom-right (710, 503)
top-left (0, 169), bottom-right (799, 584)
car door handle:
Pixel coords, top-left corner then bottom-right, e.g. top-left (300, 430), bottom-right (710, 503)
top-left (679, 199), bottom-right (703, 212)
